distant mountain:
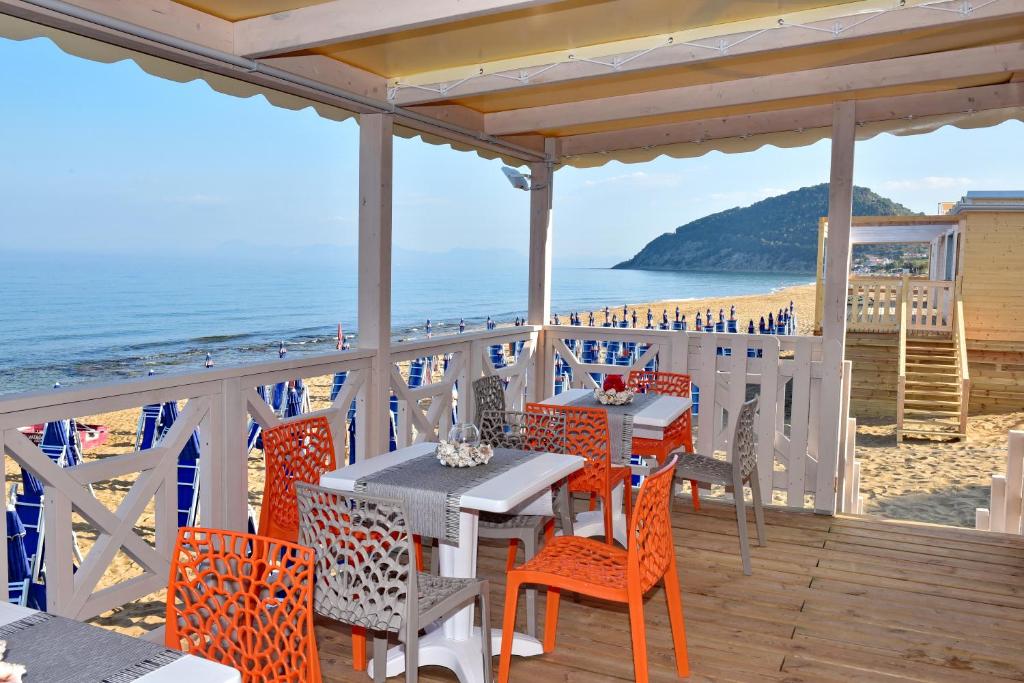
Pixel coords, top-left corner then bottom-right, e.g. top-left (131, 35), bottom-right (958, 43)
top-left (613, 184), bottom-right (918, 273)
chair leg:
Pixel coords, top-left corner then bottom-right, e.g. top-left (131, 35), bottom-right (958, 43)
top-left (505, 538), bottom-right (519, 573)
top-left (603, 493), bottom-right (614, 545)
top-left (498, 578), bottom-right (521, 683)
top-left (734, 477), bottom-right (753, 576)
top-left (405, 616), bottom-right (419, 683)
top-left (352, 626), bottom-right (367, 671)
top-left (372, 634), bottom-right (388, 683)
top-left (478, 586), bottom-right (493, 683)
top-left (690, 480), bottom-right (701, 511)
top-left (623, 479), bottom-right (633, 529)
top-left (430, 539), bottom-right (440, 575)
top-left (626, 589), bottom-right (650, 683)
top-left (663, 559), bottom-right (691, 678)
top-left (543, 587), bottom-right (561, 652)
top-left (749, 470), bottom-right (767, 546)
top-left (524, 532), bottom-right (539, 639)
top-left (556, 483), bottom-right (574, 537)
top-left (413, 535), bottom-right (425, 572)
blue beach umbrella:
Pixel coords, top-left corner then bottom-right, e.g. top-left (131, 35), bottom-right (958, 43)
top-left (6, 509), bottom-right (31, 589)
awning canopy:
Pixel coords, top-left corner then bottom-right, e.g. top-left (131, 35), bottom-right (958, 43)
top-left (2, 0), bottom-right (1023, 167)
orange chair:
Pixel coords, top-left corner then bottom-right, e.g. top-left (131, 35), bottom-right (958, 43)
top-left (627, 370), bottom-right (701, 510)
top-left (498, 455), bottom-right (688, 683)
top-left (166, 527), bottom-right (320, 682)
top-left (525, 403), bottom-right (631, 545)
top-left (261, 415), bottom-right (425, 671)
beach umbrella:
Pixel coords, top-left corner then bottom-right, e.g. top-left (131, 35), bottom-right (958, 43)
top-left (285, 383), bottom-right (303, 418)
top-left (6, 510), bottom-right (31, 591)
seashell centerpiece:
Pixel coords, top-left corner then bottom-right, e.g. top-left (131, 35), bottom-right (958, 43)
top-left (594, 387), bottom-right (635, 406)
top-left (0, 641), bottom-right (26, 683)
top-left (435, 441), bottom-right (495, 468)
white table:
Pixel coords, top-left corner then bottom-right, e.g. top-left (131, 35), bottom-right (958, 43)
top-left (320, 441), bottom-right (583, 683)
top-left (0, 602), bottom-right (241, 682)
top-left (540, 388), bottom-right (692, 546)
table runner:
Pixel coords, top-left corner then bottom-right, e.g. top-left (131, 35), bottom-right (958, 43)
top-left (355, 448), bottom-right (544, 543)
top-left (567, 392), bottom-right (658, 465)
top-left (0, 612), bottom-right (183, 682)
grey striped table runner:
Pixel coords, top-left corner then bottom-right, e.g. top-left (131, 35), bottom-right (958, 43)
top-left (0, 612), bottom-right (183, 682)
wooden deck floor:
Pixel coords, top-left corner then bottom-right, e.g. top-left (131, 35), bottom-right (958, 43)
top-left (315, 502), bottom-right (1024, 682)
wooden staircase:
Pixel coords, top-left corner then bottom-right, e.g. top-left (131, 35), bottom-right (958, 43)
top-left (898, 335), bottom-right (966, 440)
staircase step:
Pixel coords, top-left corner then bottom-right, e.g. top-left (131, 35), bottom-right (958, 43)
top-left (904, 399), bottom-right (961, 409)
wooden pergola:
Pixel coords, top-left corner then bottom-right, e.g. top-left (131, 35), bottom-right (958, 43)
top-left (2, 3), bottom-right (1024, 659)
top-left (2, 0), bottom-right (1021, 508)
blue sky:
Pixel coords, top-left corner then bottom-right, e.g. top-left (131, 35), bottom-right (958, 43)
top-left (1, 35), bottom-right (1022, 267)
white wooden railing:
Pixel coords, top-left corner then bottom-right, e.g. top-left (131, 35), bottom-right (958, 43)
top-left (976, 431), bottom-right (1024, 534)
top-left (543, 325), bottom-right (846, 510)
top-left (846, 276), bottom-right (953, 333)
top-left (0, 323), bottom-right (851, 624)
top-left (847, 277), bottom-right (903, 332)
top-left (0, 348), bottom-right (375, 619)
top-left (388, 327), bottom-right (539, 447)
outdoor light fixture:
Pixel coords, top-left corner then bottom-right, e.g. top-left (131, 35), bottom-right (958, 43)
top-left (501, 166), bottom-right (532, 191)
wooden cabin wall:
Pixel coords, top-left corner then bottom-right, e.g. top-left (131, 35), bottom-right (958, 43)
top-left (847, 333), bottom-right (899, 418)
top-left (960, 211), bottom-right (1024, 413)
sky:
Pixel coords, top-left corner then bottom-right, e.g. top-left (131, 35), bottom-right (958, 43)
top-left (1, 35), bottom-right (1022, 267)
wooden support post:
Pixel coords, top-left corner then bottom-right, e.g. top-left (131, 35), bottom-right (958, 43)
top-left (991, 474), bottom-right (1007, 533)
top-left (1006, 431), bottom-right (1024, 534)
top-left (816, 101), bottom-right (856, 515)
top-left (203, 378), bottom-right (247, 531)
top-left (527, 139), bottom-right (555, 402)
top-left (357, 113), bottom-right (394, 459)
top-left (814, 217), bottom-right (827, 335)
top-left (0, 431), bottom-right (6, 603)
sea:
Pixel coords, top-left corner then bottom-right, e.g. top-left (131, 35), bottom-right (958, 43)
top-left (0, 252), bottom-right (811, 396)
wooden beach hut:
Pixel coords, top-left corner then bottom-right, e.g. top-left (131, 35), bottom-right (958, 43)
top-left (1, 1), bottom-right (1024, 680)
top-left (814, 191), bottom-right (1024, 440)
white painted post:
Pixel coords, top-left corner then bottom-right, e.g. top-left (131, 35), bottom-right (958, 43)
top-left (357, 113), bottom-right (394, 459)
top-left (816, 101), bottom-right (856, 515)
top-left (527, 139), bottom-right (555, 402)
top-left (202, 379), bottom-right (247, 531)
top-left (1006, 431), bottom-right (1024, 534)
top-left (991, 474), bottom-right (1007, 533)
top-left (0, 430), bottom-right (6, 603)
top-left (976, 508), bottom-right (991, 531)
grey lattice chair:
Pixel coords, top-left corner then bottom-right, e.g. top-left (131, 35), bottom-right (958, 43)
top-left (296, 483), bottom-right (492, 683)
top-left (476, 409), bottom-right (572, 638)
top-left (473, 375), bottom-right (508, 443)
top-left (676, 396), bottom-right (766, 575)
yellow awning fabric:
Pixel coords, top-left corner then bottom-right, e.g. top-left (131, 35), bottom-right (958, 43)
top-left (0, 13), bottom-right (521, 165)
top-left (1, 10), bottom-right (1022, 169)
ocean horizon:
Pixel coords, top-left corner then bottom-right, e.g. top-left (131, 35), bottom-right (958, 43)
top-left (0, 250), bottom-right (811, 395)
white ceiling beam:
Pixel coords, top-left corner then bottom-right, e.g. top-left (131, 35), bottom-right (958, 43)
top-left (391, 0), bottom-right (1024, 105)
top-left (487, 41), bottom-right (1024, 135)
top-left (557, 82), bottom-right (1024, 156)
top-left (234, 0), bottom-right (569, 58)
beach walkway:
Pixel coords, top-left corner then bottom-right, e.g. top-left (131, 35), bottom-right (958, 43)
top-left (316, 500), bottom-right (1024, 682)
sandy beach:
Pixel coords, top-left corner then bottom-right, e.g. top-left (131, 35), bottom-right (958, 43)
top-left (7, 280), bottom-right (1021, 637)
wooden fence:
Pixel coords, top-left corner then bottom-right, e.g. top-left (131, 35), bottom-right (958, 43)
top-left (976, 431), bottom-right (1024, 534)
top-left (844, 277), bottom-right (953, 334)
top-left (543, 326), bottom-right (850, 511)
top-left (0, 324), bottom-right (853, 622)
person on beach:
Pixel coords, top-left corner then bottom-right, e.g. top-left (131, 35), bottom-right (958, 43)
top-left (278, 341), bottom-right (287, 358)
top-left (589, 311), bottom-right (595, 326)
top-left (631, 310), bottom-right (638, 327)
top-left (459, 318), bottom-right (465, 333)
top-left (604, 307), bottom-right (610, 324)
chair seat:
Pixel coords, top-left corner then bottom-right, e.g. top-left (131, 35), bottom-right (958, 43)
top-left (677, 452), bottom-right (733, 485)
top-left (516, 536), bottom-right (627, 592)
top-left (416, 572), bottom-right (477, 615)
top-left (479, 512), bottom-right (547, 531)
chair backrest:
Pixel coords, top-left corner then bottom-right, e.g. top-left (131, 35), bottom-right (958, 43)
top-left (472, 375), bottom-right (506, 429)
top-left (627, 371), bottom-right (691, 398)
top-left (731, 396), bottom-right (759, 480)
top-left (295, 483), bottom-right (415, 634)
top-left (526, 403), bottom-right (610, 493)
top-left (166, 527), bottom-right (319, 682)
top-left (628, 455), bottom-right (678, 593)
top-left (478, 409), bottom-right (566, 453)
top-left (259, 416), bottom-right (336, 543)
